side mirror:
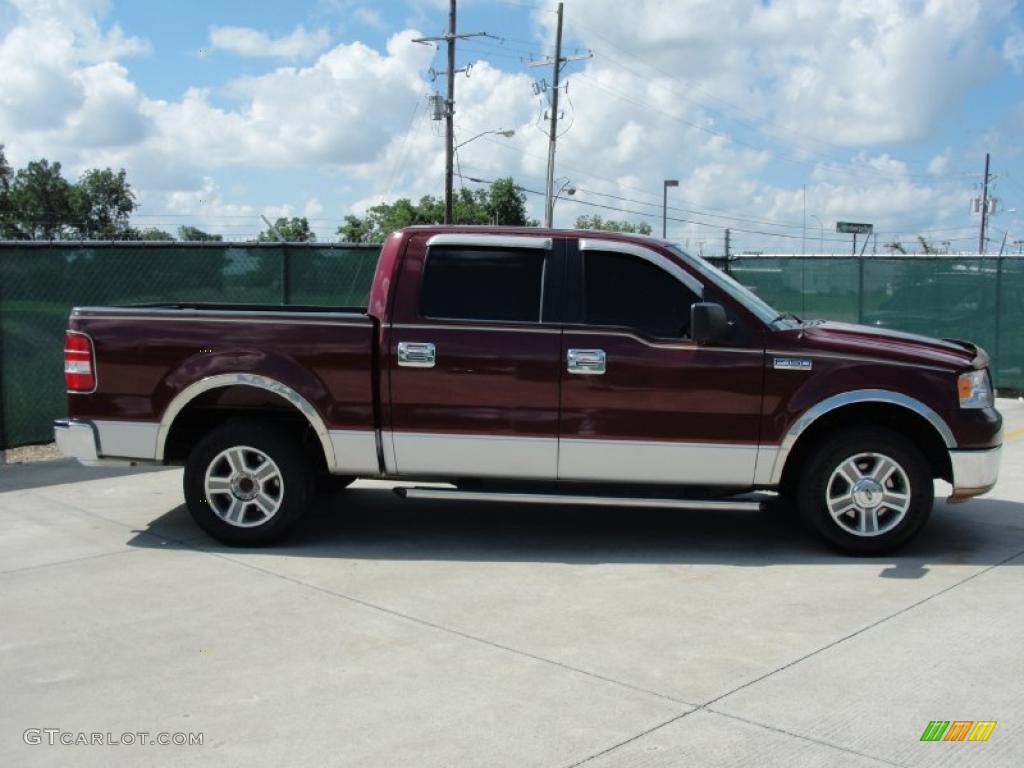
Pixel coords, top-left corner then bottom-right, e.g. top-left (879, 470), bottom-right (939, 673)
top-left (691, 302), bottom-right (731, 346)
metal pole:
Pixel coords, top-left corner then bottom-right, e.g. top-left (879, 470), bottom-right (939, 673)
top-left (852, 233), bottom-right (857, 256)
top-left (663, 184), bottom-right (667, 239)
top-left (993, 251), bottom-right (1003, 383)
top-left (978, 152), bottom-right (990, 254)
top-left (543, 2), bottom-right (564, 228)
top-left (662, 179), bottom-right (677, 239)
top-left (801, 184), bottom-right (806, 255)
top-left (444, 0), bottom-right (457, 225)
top-left (857, 251), bottom-right (865, 324)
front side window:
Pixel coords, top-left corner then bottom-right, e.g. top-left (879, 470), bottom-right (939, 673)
top-left (421, 247), bottom-right (545, 322)
top-left (583, 251), bottom-right (700, 338)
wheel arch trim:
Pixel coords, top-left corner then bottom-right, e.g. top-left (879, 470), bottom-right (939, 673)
top-left (155, 373), bottom-right (337, 470)
top-left (769, 389), bottom-right (956, 485)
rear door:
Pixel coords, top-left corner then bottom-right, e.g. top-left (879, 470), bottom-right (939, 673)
top-left (385, 233), bottom-right (564, 479)
top-left (557, 238), bottom-right (764, 486)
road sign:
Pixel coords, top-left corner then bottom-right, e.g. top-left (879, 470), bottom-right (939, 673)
top-left (836, 222), bottom-right (873, 234)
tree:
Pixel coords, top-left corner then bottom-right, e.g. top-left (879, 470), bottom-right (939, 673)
top-left (257, 216), bottom-right (315, 242)
top-left (575, 214), bottom-right (652, 235)
top-left (487, 177), bottom-right (533, 225)
top-left (178, 225), bottom-right (223, 241)
top-left (7, 159), bottom-right (79, 239)
top-left (336, 179), bottom-right (538, 242)
top-left (884, 241), bottom-right (906, 254)
top-left (139, 227), bottom-right (175, 241)
top-left (72, 168), bottom-right (136, 239)
top-left (0, 145), bottom-right (11, 193)
top-left (0, 145), bottom-right (15, 238)
top-left (338, 214), bottom-right (373, 243)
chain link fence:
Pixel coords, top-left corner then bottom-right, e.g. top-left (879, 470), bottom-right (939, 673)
top-left (1, 245), bottom-right (1021, 449)
top-left (0, 242), bottom-right (379, 448)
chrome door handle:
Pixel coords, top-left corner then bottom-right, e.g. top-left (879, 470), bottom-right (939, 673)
top-left (567, 348), bottom-right (606, 375)
top-left (397, 342), bottom-right (436, 368)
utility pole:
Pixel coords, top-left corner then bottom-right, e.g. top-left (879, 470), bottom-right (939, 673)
top-left (724, 228), bottom-right (731, 259)
top-left (444, 0), bottom-right (456, 225)
top-left (413, 2), bottom-right (489, 225)
top-left (543, 2), bottom-right (563, 229)
top-left (978, 152), bottom-right (990, 254)
top-left (529, 2), bottom-right (590, 227)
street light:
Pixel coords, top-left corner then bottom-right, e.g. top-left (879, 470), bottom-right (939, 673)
top-left (809, 214), bottom-right (824, 254)
top-left (454, 128), bottom-right (515, 151)
top-left (551, 177), bottom-right (576, 223)
top-left (663, 179), bottom-right (679, 239)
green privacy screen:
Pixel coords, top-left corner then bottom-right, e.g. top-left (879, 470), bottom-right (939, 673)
top-left (0, 243), bottom-right (379, 447)
top-left (728, 255), bottom-right (1022, 390)
top-left (0, 245), bottom-right (1021, 448)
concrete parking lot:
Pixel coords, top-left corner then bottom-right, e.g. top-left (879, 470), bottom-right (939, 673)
top-left (2, 400), bottom-right (1023, 767)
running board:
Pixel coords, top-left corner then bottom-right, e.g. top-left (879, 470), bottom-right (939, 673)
top-left (394, 487), bottom-right (762, 512)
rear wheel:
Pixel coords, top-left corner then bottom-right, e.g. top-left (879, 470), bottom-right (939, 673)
top-left (184, 421), bottom-right (313, 545)
top-left (795, 427), bottom-right (933, 555)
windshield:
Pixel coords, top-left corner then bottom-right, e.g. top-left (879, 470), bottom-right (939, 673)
top-left (666, 244), bottom-right (785, 326)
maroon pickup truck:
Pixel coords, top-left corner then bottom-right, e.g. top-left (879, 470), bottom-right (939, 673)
top-left (55, 226), bottom-right (1002, 553)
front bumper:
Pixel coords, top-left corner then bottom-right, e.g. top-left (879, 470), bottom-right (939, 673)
top-left (948, 445), bottom-right (1001, 502)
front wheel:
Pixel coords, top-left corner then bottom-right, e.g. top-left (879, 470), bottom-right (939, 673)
top-left (184, 421), bottom-right (313, 546)
top-left (795, 427), bottom-right (933, 555)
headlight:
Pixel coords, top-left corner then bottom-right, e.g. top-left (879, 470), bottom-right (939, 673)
top-left (958, 369), bottom-right (993, 409)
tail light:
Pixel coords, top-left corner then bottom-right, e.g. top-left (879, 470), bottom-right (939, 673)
top-left (64, 331), bottom-right (96, 392)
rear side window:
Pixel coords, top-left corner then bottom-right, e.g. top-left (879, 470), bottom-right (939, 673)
top-left (421, 247), bottom-right (545, 322)
top-left (583, 251), bottom-right (699, 338)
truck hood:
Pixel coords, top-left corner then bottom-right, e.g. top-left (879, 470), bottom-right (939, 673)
top-left (790, 321), bottom-right (984, 370)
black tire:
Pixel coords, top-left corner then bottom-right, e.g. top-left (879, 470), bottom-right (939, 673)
top-left (795, 426), bottom-right (933, 555)
top-left (318, 474), bottom-right (356, 493)
top-left (184, 421), bottom-right (313, 546)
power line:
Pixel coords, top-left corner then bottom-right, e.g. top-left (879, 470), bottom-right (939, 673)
top-left (571, 19), bottom-right (979, 182)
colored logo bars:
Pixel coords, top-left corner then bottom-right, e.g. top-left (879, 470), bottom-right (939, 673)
top-left (920, 721), bottom-right (997, 742)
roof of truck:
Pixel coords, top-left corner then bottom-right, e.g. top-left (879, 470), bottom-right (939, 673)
top-left (397, 224), bottom-right (675, 247)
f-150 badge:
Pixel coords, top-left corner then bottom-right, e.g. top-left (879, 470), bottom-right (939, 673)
top-left (774, 357), bottom-right (813, 371)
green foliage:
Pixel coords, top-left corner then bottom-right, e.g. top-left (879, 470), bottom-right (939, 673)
top-left (337, 178), bottom-right (535, 242)
top-left (138, 227), bottom-right (176, 241)
top-left (0, 145), bottom-right (11, 194)
top-left (7, 159), bottom-right (77, 239)
top-left (0, 154), bottom-right (138, 240)
top-left (574, 215), bottom-right (653, 235)
top-left (177, 225), bottom-right (223, 242)
top-left (0, 145), bottom-right (15, 238)
top-left (257, 216), bottom-right (315, 242)
top-left (72, 168), bottom-right (136, 239)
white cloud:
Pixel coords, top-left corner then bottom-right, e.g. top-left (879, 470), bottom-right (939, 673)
top-left (1005, 25), bottom-right (1024, 73)
top-left (927, 149), bottom-right (952, 176)
top-left (544, 0), bottom-right (1013, 146)
top-left (353, 7), bottom-right (385, 29)
top-left (0, 0), bottom-right (1009, 248)
top-left (209, 25), bottom-right (331, 60)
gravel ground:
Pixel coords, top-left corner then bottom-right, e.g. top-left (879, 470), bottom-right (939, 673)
top-left (1, 442), bottom-right (60, 464)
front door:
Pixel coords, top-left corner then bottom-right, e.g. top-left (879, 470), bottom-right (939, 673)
top-left (557, 240), bottom-right (764, 486)
top-left (386, 233), bottom-right (564, 479)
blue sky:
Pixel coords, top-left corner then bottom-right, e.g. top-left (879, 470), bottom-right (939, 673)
top-left (1, 0), bottom-right (1022, 252)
